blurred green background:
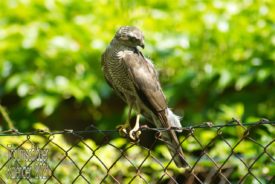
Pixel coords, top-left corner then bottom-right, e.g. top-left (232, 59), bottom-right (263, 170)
top-left (1, 0), bottom-right (274, 131)
top-left (0, 0), bottom-right (275, 183)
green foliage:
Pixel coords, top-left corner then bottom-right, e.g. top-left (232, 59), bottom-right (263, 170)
top-left (1, 0), bottom-right (275, 130)
top-left (0, 0), bottom-right (274, 182)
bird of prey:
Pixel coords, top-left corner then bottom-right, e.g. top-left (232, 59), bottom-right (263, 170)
top-left (101, 26), bottom-right (188, 168)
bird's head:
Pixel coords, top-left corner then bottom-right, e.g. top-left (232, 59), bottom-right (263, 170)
top-left (115, 26), bottom-right (145, 49)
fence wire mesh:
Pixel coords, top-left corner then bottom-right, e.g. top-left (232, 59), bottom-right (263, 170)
top-left (0, 119), bottom-right (274, 184)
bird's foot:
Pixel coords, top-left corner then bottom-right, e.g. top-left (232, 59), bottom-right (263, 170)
top-left (116, 124), bottom-right (140, 142)
top-left (155, 131), bottom-right (162, 139)
top-left (116, 124), bottom-right (129, 138)
top-left (140, 124), bottom-right (149, 130)
top-left (116, 114), bottom-right (142, 142)
top-left (128, 114), bottom-right (141, 142)
top-left (129, 129), bottom-right (141, 142)
top-left (116, 125), bottom-right (141, 142)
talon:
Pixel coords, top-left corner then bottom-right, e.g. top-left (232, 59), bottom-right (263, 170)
top-left (116, 113), bottom-right (142, 142)
top-left (136, 130), bottom-right (141, 137)
top-left (116, 125), bottom-right (128, 137)
top-left (140, 125), bottom-right (149, 130)
top-left (129, 130), bottom-right (141, 141)
top-left (155, 131), bottom-right (162, 139)
top-left (129, 130), bottom-right (136, 141)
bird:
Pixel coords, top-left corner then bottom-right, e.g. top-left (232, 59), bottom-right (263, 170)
top-left (101, 26), bottom-right (188, 168)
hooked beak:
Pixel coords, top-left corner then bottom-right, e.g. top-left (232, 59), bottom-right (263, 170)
top-left (140, 40), bottom-right (145, 49)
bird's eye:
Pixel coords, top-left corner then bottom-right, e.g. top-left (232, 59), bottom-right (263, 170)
top-left (129, 36), bottom-right (138, 41)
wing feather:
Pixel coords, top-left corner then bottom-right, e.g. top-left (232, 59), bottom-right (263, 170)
top-left (122, 51), bottom-right (167, 114)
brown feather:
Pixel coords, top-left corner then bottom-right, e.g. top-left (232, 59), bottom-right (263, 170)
top-left (101, 26), bottom-right (187, 167)
top-left (122, 51), bottom-right (167, 113)
top-left (122, 51), bottom-right (187, 167)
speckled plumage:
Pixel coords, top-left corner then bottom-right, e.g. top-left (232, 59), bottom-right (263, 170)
top-left (101, 26), bottom-right (188, 168)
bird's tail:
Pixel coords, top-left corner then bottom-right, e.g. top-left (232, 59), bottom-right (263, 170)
top-left (155, 109), bottom-right (188, 168)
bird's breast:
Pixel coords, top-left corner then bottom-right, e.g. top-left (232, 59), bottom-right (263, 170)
top-left (105, 51), bottom-right (135, 95)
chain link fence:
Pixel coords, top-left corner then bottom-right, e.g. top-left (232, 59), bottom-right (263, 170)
top-left (0, 119), bottom-right (274, 184)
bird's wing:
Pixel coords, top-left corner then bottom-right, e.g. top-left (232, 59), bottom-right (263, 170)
top-left (122, 50), bottom-right (188, 168)
top-left (122, 50), bottom-right (167, 114)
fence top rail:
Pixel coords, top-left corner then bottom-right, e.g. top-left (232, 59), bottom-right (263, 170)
top-left (0, 118), bottom-right (274, 136)
top-left (0, 118), bottom-right (274, 184)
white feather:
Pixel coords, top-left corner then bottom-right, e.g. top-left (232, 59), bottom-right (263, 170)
top-left (167, 108), bottom-right (182, 132)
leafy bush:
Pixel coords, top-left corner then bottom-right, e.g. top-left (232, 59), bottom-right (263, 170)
top-left (0, 0), bottom-right (274, 182)
top-left (1, 0), bottom-right (274, 130)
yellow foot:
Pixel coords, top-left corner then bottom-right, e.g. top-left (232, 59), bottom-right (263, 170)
top-left (116, 124), bottom-right (141, 142)
top-left (129, 129), bottom-right (141, 141)
top-left (116, 114), bottom-right (142, 142)
top-left (116, 124), bottom-right (128, 137)
top-left (129, 114), bottom-right (141, 142)
top-left (155, 131), bottom-right (162, 139)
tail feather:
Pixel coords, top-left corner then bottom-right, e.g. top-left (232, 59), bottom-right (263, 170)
top-left (161, 128), bottom-right (188, 168)
top-left (156, 109), bottom-right (188, 168)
